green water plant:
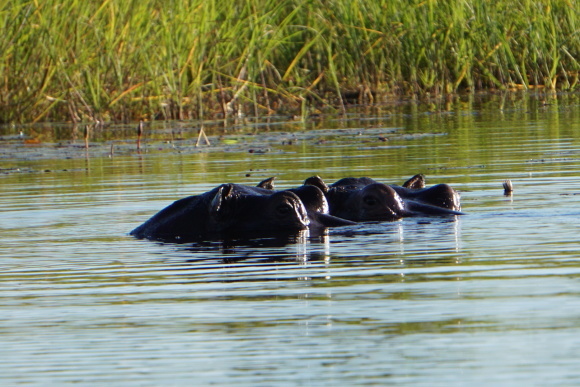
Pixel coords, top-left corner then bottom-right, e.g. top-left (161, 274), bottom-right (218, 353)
top-left (0, 0), bottom-right (578, 123)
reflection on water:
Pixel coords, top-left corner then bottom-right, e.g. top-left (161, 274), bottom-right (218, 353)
top-left (1, 94), bottom-right (580, 385)
top-left (156, 217), bottom-right (461, 266)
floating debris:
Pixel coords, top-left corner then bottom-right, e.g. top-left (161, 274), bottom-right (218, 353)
top-left (248, 148), bottom-right (270, 154)
top-left (503, 179), bottom-right (513, 195)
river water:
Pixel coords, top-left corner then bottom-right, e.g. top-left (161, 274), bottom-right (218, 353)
top-left (1, 93), bottom-right (580, 385)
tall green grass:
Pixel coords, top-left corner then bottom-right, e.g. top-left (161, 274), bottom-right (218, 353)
top-left (0, 0), bottom-right (578, 123)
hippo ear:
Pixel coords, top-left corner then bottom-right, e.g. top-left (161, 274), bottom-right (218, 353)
top-left (257, 177), bottom-right (276, 190)
top-left (402, 174), bottom-right (426, 189)
top-left (209, 184), bottom-right (235, 218)
top-left (304, 175), bottom-right (329, 193)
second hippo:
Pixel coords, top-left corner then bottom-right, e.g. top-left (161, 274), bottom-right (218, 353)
top-left (303, 175), bottom-right (464, 222)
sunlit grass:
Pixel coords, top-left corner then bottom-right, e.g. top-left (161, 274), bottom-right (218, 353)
top-left (0, 0), bottom-right (578, 123)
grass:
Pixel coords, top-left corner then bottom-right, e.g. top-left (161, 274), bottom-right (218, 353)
top-left (0, 0), bottom-right (578, 123)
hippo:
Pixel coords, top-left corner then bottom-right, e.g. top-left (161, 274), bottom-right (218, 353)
top-left (303, 175), bottom-right (463, 222)
top-left (131, 183), bottom-right (310, 243)
top-left (131, 182), bottom-right (354, 243)
top-left (256, 177), bottom-right (356, 228)
top-left (287, 184), bottom-right (357, 227)
top-left (388, 174), bottom-right (462, 212)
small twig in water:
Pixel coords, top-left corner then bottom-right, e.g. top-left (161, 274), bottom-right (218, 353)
top-left (84, 125), bottom-right (90, 149)
top-left (195, 126), bottom-right (211, 147)
top-left (137, 121), bottom-right (144, 150)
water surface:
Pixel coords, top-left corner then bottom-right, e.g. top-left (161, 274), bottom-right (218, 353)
top-left (1, 93), bottom-right (580, 385)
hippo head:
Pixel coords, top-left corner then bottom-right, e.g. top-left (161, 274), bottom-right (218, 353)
top-left (356, 183), bottom-right (406, 221)
top-left (424, 184), bottom-right (462, 211)
top-left (289, 185), bottom-right (330, 214)
top-left (330, 183), bottom-right (406, 221)
top-left (288, 184), bottom-right (356, 229)
top-left (331, 177), bottom-right (378, 190)
top-left (209, 185), bottom-right (309, 236)
top-left (263, 191), bottom-right (310, 231)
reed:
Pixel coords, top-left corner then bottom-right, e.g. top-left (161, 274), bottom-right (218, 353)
top-left (0, 0), bottom-right (578, 123)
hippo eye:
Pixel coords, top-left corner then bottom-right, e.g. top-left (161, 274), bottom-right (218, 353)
top-left (363, 195), bottom-right (378, 206)
top-left (276, 204), bottom-right (292, 216)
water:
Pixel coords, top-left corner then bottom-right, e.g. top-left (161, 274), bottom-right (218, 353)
top-left (1, 93), bottom-right (580, 386)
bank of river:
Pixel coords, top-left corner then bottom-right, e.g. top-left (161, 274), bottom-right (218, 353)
top-left (1, 93), bottom-right (580, 385)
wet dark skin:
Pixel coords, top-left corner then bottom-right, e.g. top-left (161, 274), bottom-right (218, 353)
top-left (256, 177), bottom-right (356, 228)
top-left (130, 184), bottom-right (310, 243)
top-left (131, 182), bottom-right (355, 243)
top-left (286, 185), bottom-right (357, 228)
top-left (304, 175), bottom-right (464, 222)
top-left (131, 176), bottom-right (461, 242)
top-left (389, 174), bottom-right (462, 212)
top-left (326, 182), bottom-right (407, 221)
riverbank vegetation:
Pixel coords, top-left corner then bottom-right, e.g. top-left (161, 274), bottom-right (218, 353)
top-left (1, 0), bottom-right (578, 123)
